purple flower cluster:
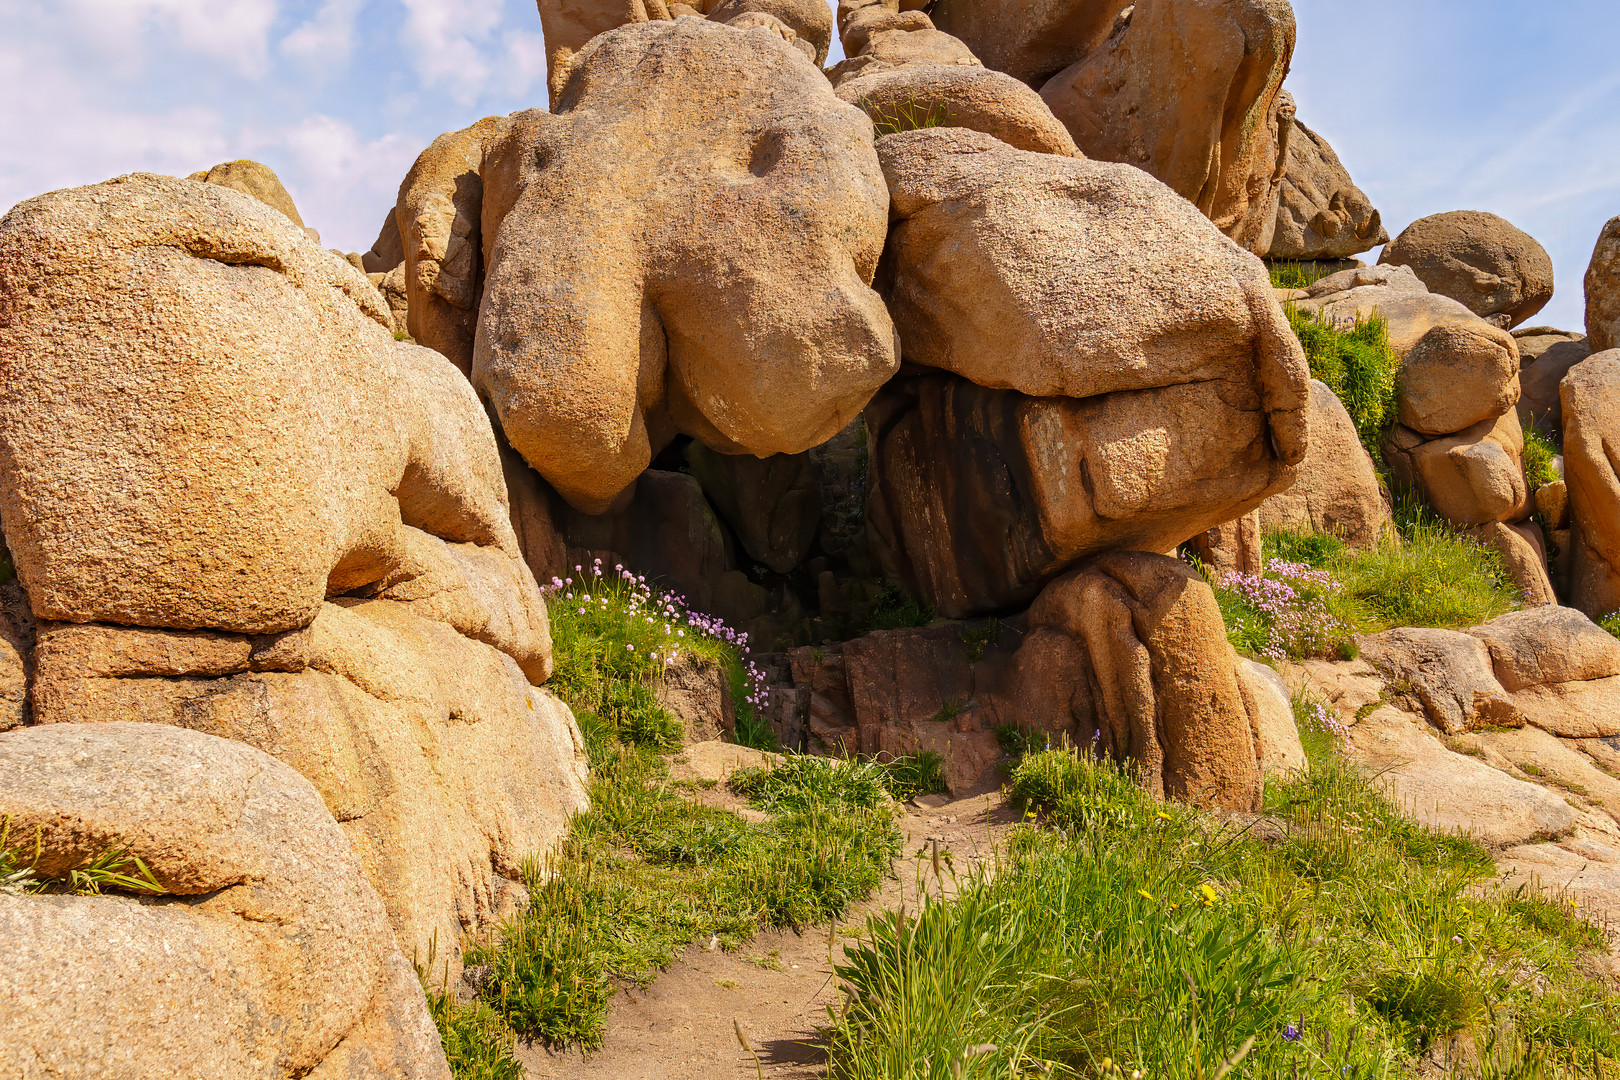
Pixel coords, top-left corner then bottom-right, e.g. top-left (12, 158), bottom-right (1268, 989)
top-left (1220, 559), bottom-right (1348, 661)
top-left (543, 558), bottom-right (771, 712)
top-left (1301, 696), bottom-right (1350, 743)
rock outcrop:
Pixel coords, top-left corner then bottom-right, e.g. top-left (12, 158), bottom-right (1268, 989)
top-left (189, 159), bottom-right (306, 229)
top-left (0, 722), bottom-right (450, 1080)
top-left (1379, 211), bottom-right (1555, 330)
top-left (1259, 380), bottom-right (1391, 548)
top-left (926, 0), bottom-right (1132, 88)
top-left (1513, 326), bottom-right (1589, 432)
top-left (835, 64), bottom-right (1080, 157)
top-left (1039, 0), bottom-right (1296, 254)
top-left (400, 20), bottom-right (897, 514)
top-left (1267, 108), bottom-right (1388, 260)
top-left (1587, 215), bottom-right (1620, 353)
top-left (1561, 350), bottom-right (1620, 618)
top-left (0, 173), bottom-right (590, 971)
top-left (866, 128), bottom-right (1308, 616)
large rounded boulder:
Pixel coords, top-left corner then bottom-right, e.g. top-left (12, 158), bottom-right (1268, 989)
top-left (1379, 210), bottom-right (1555, 329)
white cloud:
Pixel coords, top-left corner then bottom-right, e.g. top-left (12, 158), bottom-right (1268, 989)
top-left (398, 0), bottom-right (504, 105)
top-left (282, 0), bottom-right (369, 68)
top-left (262, 115), bottom-right (423, 249)
top-left (51, 0), bottom-right (283, 76)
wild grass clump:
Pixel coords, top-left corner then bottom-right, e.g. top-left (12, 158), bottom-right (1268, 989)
top-left (827, 748), bottom-right (1617, 1079)
top-left (1285, 306), bottom-right (1400, 462)
top-left (1207, 501), bottom-right (1517, 656)
top-left (731, 755), bottom-right (893, 813)
top-left (417, 952), bottom-right (524, 1080)
top-left (1522, 424), bottom-right (1561, 491)
top-left (544, 558), bottom-right (775, 751)
top-left (469, 743), bottom-right (900, 1049)
top-left (864, 96), bottom-right (949, 136)
top-left (0, 820), bottom-right (162, 896)
top-left (867, 582), bottom-right (935, 632)
top-left (1269, 261), bottom-right (1336, 290)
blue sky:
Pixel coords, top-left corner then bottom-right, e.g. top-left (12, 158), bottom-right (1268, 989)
top-left (1, 0), bottom-right (1615, 332)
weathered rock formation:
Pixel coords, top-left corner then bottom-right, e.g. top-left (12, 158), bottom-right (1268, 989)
top-left (1266, 106), bottom-right (1388, 260)
top-left (0, 174), bottom-right (590, 971)
top-left (1561, 350), bottom-right (1620, 618)
top-left (1587, 215), bottom-right (1620, 353)
top-left (1513, 326), bottom-right (1589, 432)
top-left (399, 20), bottom-right (896, 514)
top-left (0, 722), bottom-right (450, 1080)
top-left (1379, 211), bottom-right (1555, 330)
top-left (189, 158), bottom-right (307, 230)
top-left (926, 0), bottom-right (1131, 88)
top-left (1259, 380), bottom-right (1391, 548)
top-left (1039, 0), bottom-right (1297, 254)
top-left (866, 128), bottom-right (1308, 617)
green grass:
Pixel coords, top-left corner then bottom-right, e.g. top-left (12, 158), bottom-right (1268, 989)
top-left (1206, 500), bottom-right (1517, 660)
top-left (1269, 261), bottom-right (1337, 290)
top-left (1523, 424), bottom-right (1560, 491)
top-left (417, 952), bottom-right (524, 1080)
top-left (826, 748), bottom-right (1617, 1079)
top-left (730, 755), bottom-right (893, 814)
top-left (868, 582), bottom-right (935, 632)
top-left (0, 819), bottom-right (163, 896)
top-left (1285, 306), bottom-right (1400, 463)
top-left (544, 561), bottom-right (773, 752)
top-left (468, 743), bottom-right (900, 1050)
top-left (864, 95), bottom-right (949, 137)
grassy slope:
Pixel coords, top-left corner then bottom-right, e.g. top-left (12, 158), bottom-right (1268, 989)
top-left (827, 740), bottom-right (1618, 1080)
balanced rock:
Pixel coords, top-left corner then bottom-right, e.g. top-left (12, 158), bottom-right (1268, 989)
top-left (1379, 211), bottom-right (1555, 330)
top-left (188, 159), bottom-right (305, 228)
top-left (0, 722), bottom-right (450, 1080)
top-left (399, 21), bottom-right (896, 514)
top-left (926, 0), bottom-right (1131, 87)
top-left (1396, 321), bottom-right (1521, 436)
top-left (1587, 215), bottom-right (1620, 353)
top-left (865, 128), bottom-right (1307, 615)
top-left (1039, 0), bottom-right (1296, 254)
top-left (1561, 350), bottom-right (1620, 617)
top-left (1296, 264), bottom-right (1521, 367)
top-left (1259, 380), bottom-right (1391, 548)
top-left (1267, 107), bottom-right (1389, 260)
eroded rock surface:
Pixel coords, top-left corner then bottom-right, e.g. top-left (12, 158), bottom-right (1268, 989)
top-left (0, 722), bottom-right (450, 1080)
top-left (1588, 216), bottom-right (1620, 353)
top-left (1267, 109), bottom-right (1388, 260)
top-left (1259, 380), bottom-right (1390, 548)
top-left (1379, 210), bottom-right (1555, 330)
top-left (400, 21), bottom-right (896, 514)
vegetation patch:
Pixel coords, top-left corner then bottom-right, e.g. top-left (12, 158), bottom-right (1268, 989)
top-left (1523, 423), bottom-right (1561, 491)
top-left (826, 747), bottom-right (1617, 1079)
top-left (1203, 498), bottom-right (1517, 659)
top-left (468, 742), bottom-right (900, 1050)
top-left (1285, 306), bottom-right (1400, 463)
top-left (864, 96), bottom-right (949, 137)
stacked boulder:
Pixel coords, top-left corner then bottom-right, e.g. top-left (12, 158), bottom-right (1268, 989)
top-left (0, 174), bottom-right (590, 983)
top-left (1292, 264), bottom-right (1555, 603)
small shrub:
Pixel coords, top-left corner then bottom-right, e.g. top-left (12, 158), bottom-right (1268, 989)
top-left (1600, 610), bottom-right (1620, 641)
top-left (1286, 306), bottom-right (1400, 461)
top-left (730, 755), bottom-right (892, 814)
top-left (959, 619), bottom-right (1000, 662)
top-left (878, 751), bottom-right (947, 802)
top-left (993, 723), bottom-right (1034, 756)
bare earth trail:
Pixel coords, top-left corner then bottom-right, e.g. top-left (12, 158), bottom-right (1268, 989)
top-left (518, 790), bottom-right (1018, 1080)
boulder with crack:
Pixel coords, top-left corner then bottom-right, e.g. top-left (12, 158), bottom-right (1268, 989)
top-left (0, 173), bottom-right (591, 974)
top-left (865, 128), bottom-right (1308, 617)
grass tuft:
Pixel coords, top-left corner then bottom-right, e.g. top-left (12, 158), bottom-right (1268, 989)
top-left (827, 748), bottom-right (1616, 1079)
top-left (1286, 306), bottom-right (1400, 463)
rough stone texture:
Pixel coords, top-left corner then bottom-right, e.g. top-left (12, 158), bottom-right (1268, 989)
top-left (1561, 351), bottom-right (1620, 617)
top-left (1587, 216), bottom-right (1620, 353)
top-left (865, 129), bottom-right (1307, 615)
top-left (709, 0), bottom-right (834, 62)
top-left (1474, 724), bottom-right (1620, 826)
top-left (1188, 510), bottom-right (1263, 577)
top-left (926, 0), bottom-right (1131, 88)
top-left (1512, 328), bottom-right (1589, 432)
top-left (835, 65), bottom-right (1079, 156)
top-left (1267, 109), bottom-right (1388, 260)
top-left (1039, 0), bottom-right (1296, 253)
top-left (1383, 410), bottom-right (1529, 527)
top-left (0, 722), bottom-right (450, 1080)
top-left (27, 604), bottom-right (591, 973)
top-left (686, 443), bottom-right (821, 574)
top-left (1470, 520), bottom-right (1556, 608)
top-left (1359, 627), bottom-right (1522, 735)
top-left (1014, 552), bottom-right (1268, 811)
top-left (1379, 211), bottom-right (1554, 330)
top-left (828, 25), bottom-right (983, 83)
top-left (1509, 677), bottom-right (1620, 739)
top-left (1295, 264), bottom-right (1521, 370)
top-left (1345, 706), bottom-right (1577, 848)
top-left (401, 21), bottom-right (896, 514)
top-left (1537, 480), bottom-right (1570, 531)
top-left (1237, 659), bottom-right (1308, 776)
top-left (655, 653), bottom-right (735, 743)
top-left (536, 0), bottom-right (670, 107)
top-left (866, 369), bottom-right (1302, 617)
top-left (188, 159), bottom-right (306, 228)
top-left (1258, 380), bottom-right (1391, 549)
top-left (363, 207), bottom-right (404, 274)
top-left (0, 174), bottom-right (551, 682)
top-left (1396, 322), bottom-right (1521, 436)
